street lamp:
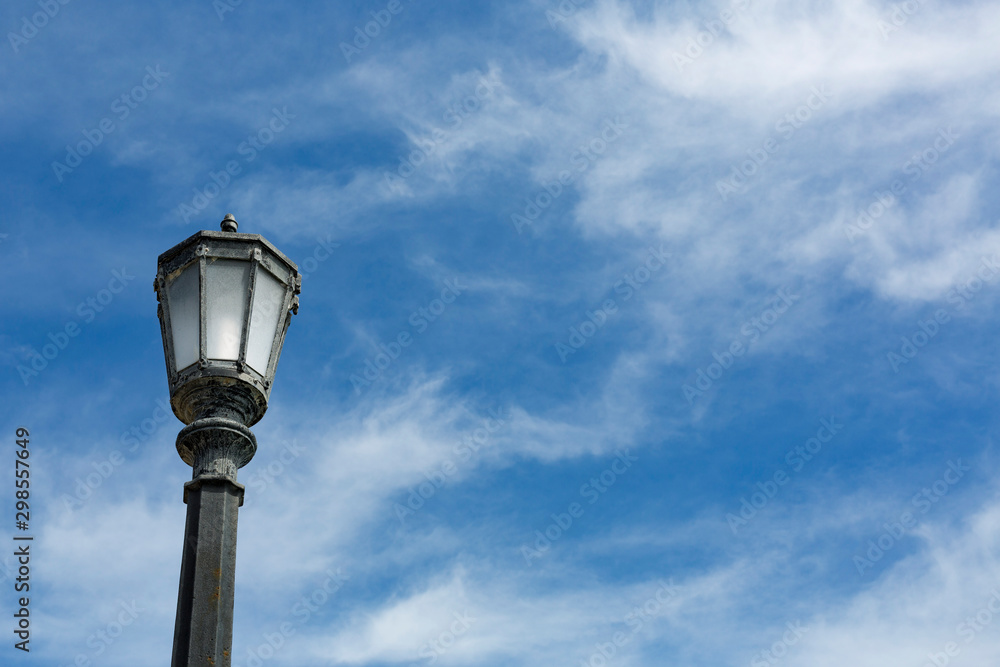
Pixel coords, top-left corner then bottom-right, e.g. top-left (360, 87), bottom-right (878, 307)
top-left (154, 214), bottom-right (300, 666)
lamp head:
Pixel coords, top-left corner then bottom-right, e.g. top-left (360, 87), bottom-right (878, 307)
top-left (154, 215), bottom-right (300, 428)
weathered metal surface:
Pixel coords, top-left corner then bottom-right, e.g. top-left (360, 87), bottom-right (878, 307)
top-left (153, 216), bottom-right (301, 426)
top-left (176, 417), bottom-right (257, 480)
top-left (171, 476), bottom-right (244, 667)
top-left (171, 375), bottom-right (268, 428)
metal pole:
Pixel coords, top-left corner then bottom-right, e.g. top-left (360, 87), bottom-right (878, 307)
top-left (170, 417), bottom-right (257, 667)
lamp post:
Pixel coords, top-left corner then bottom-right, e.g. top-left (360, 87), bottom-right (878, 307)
top-left (154, 214), bottom-right (300, 667)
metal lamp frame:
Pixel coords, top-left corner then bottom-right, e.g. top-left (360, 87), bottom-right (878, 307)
top-left (155, 228), bottom-right (301, 426)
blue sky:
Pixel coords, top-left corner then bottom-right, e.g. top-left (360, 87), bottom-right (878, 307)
top-left (2, 0), bottom-right (1000, 665)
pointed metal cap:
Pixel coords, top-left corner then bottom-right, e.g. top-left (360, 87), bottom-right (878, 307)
top-left (221, 214), bottom-right (238, 233)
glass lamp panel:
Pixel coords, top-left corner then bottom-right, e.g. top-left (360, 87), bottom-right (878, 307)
top-left (246, 267), bottom-right (287, 375)
top-left (205, 259), bottom-right (251, 361)
top-left (166, 263), bottom-right (200, 372)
